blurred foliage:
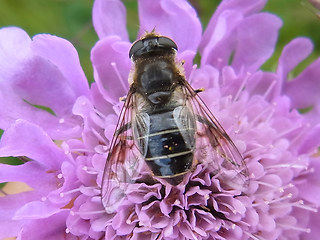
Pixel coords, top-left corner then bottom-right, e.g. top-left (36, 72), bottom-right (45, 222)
top-left (0, 0), bottom-right (319, 79)
top-left (264, 0), bottom-right (320, 74)
top-left (0, 0), bottom-right (320, 166)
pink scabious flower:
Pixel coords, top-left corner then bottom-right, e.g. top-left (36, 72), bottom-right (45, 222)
top-left (0, 0), bottom-right (320, 239)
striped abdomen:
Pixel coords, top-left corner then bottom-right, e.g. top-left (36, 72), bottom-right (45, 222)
top-left (144, 109), bottom-right (195, 185)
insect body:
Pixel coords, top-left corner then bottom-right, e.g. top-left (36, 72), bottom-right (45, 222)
top-left (101, 32), bottom-right (248, 212)
top-left (130, 36), bottom-right (196, 185)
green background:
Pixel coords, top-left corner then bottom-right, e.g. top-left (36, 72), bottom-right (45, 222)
top-left (0, 0), bottom-right (319, 81)
top-left (0, 0), bottom-right (319, 169)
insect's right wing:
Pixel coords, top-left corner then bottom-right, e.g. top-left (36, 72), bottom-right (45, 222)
top-left (101, 91), bottom-right (147, 213)
top-left (181, 82), bottom-right (249, 191)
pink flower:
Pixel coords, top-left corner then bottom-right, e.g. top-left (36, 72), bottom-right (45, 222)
top-left (0, 0), bottom-right (319, 239)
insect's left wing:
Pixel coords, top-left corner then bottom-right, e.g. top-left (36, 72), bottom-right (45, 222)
top-left (101, 91), bottom-right (146, 213)
top-left (182, 81), bottom-right (249, 190)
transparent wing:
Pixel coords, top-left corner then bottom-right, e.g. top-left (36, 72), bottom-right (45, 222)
top-left (101, 91), bottom-right (147, 213)
top-left (182, 82), bottom-right (249, 190)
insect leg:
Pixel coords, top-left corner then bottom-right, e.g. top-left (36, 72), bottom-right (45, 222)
top-left (119, 95), bottom-right (127, 102)
top-left (194, 88), bottom-right (205, 94)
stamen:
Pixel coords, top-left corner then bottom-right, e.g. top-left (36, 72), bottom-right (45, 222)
top-left (279, 183), bottom-right (294, 193)
top-left (252, 193), bottom-right (293, 207)
top-left (82, 166), bottom-right (99, 175)
top-left (255, 180), bottom-right (280, 189)
top-left (293, 200), bottom-right (318, 212)
top-left (244, 231), bottom-right (266, 240)
top-left (91, 128), bottom-right (108, 145)
top-left (70, 209), bottom-right (106, 216)
top-left (249, 142), bottom-right (265, 148)
top-left (272, 199), bottom-right (318, 213)
top-left (65, 148), bottom-right (96, 154)
top-left (56, 117), bottom-right (77, 126)
top-left (111, 62), bottom-right (128, 93)
top-left (276, 124), bottom-right (303, 139)
top-left (244, 146), bottom-right (265, 156)
top-left (264, 107), bottom-right (275, 124)
top-left (290, 123), bottom-right (310, 146)
top-left (263, 80), bottom-right (276, 100)
top-left (60, 187), bottom-right (82, 197)
top-left (94, 144), bottom-right (109, 154)
top-left (264, 193), bottom-right (293, 205)
top-left (298, 167), bottom-right (315, 177)
top-left (277, 224), bottom-right (311, 233)
top-left (248, 106), bottom-right (274, 128)
top-left (188, 64), bottom-right (198, 85)
top-left (266, 163), bottom-right (307, 170)
top-left (233, 73), bottom-right (249, 103)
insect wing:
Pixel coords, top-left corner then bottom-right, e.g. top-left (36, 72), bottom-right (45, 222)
top-left (101, 92), bottom-right (145, 213)
top-left (183, 82), bottom-right (249, 189)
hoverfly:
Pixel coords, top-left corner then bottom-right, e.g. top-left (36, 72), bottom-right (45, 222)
top-left (101, 32), bottom-right (248, 213)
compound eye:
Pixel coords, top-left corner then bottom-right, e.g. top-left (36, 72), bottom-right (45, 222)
top-left (129, 39), bottom-right (144, 59)
top-left (158, 36), bottom-right (178, 51)
top-left (129, 35), bottom-right (178, 60)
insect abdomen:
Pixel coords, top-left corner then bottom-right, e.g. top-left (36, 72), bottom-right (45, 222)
top-left (144, 110), bottom-right (195, 185)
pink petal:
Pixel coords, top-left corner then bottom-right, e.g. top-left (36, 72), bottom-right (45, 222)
top-left (190, 65), bottom-right (219, 91)
top-left (298, 124), bottom-right (320, 154)
top-left (0, 191), bottom-right (41, 220)
top-left (89, 83), bottom-right (115, 116)
top-left (0, 27), bottom-right (31, 73)
top-left (231, 13), bottom-right (282, 73)
top-left (0, 84), bottom-right (81, 140)
top-left (0, 120), bottom-right (68, 169)
top-left (200, 10), bottom-right (244, 68)
top-left (277, 38), bottom-right (313, 82)
top-left (10, 55), bottom-right (78, 116)
top-left (201, 12), bottom-right (282, 73)
top-left (17, 211), bottom-right (69, 240)
top-left (13, 201), bottom-right (64, 220)
top-left (31, 34), bottom-right (90, 99)
top-left (7, 34), bottom-right (89, 117)
top-left (0, 27), bottom-right (85, 139)
top-left (283, 58), bottom-right (320, 117)
top-left (301, 210), bottom-right (320, 240)
top-left (201, 0), bottom-right (267, 51)
top-left (92, 0), bottom-right (129, 41)
top-left (0, 191), bottom-right (41, 239)
top-left (0, 162), bottom-right (55, 193)
top-left (138, 0), bottom-right (202, 53)
top-left (91, 36), bottom-right (131, 105)
top-left (177, 50), bottom-right (196, 79)
top-left (297, 155), bottom-right (320, 205)
top-left (246, 71), bottom-right (279, 101)
top-left (0, 220), bottom-right (23, 239)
